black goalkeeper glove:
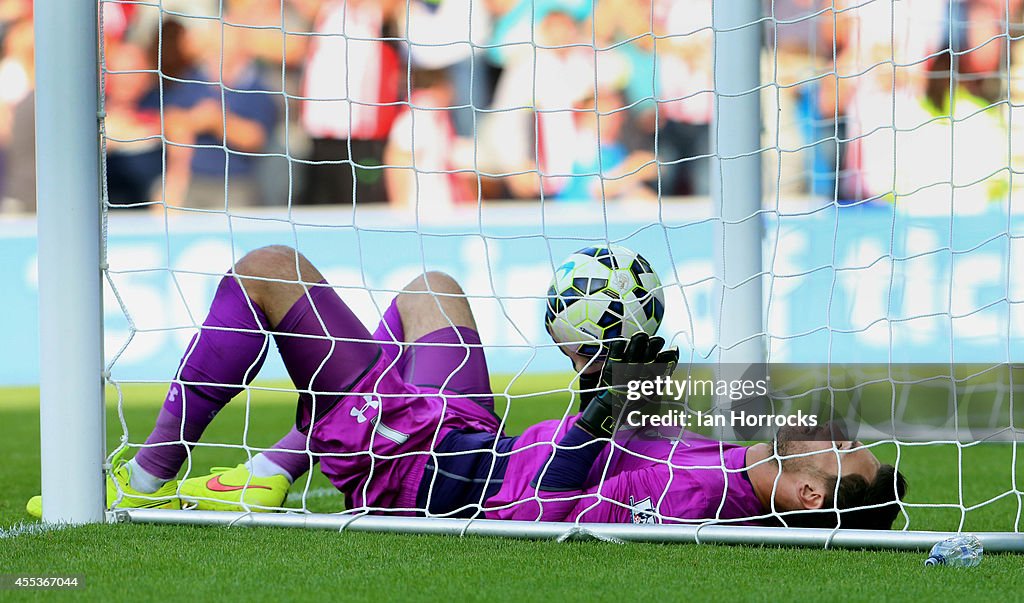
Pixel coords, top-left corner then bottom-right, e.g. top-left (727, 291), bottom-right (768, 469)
top-left (577, 370), bottom-right (600, 413)
top-left (576, 332), bottom-right (679, 438)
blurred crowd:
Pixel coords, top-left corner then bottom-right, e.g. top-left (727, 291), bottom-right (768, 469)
top-left (1, 0), bottom-right (1024, 213)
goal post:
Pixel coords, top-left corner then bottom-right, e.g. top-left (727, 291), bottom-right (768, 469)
top-left (712, 0), bottom-right (765, 368)
top-left (34, 0), bottom-right (106, 524)
top-left (712, 0), bottom-right (768, 438)
top-left (119, 509), bottom-right (1024, 552)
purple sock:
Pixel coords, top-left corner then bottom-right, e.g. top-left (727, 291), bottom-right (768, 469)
top-left (138, 276), bottom-right (379, 479)
top-left (135, 275), bottom-right (270, 479)
top-left (272, 282), bottom-right (380, 432)
top-left (262, 426), bottom-right (317, 481)
top-left (264, 296), bottom-right (401, 480)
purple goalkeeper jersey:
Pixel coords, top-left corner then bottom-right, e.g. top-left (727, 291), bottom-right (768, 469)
top-left (302, 296), bottom-right (765, 523)
top-left (483, 416), bottom-right (766, 524)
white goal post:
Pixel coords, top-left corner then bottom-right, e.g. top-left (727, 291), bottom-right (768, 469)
top-left (34, 0), bottom-right (106, 524)
top-left (31, 0), bottom-right (1024, 553)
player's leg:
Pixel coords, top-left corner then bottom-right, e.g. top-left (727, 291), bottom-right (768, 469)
top-left (304, 271), bottom-right (502, 514)
top-left (258, 270), bottom-right (491, 482)
top-left (172, 245), bottom-right (386, 510)
top-left (103, 250), bottom-right (301, 511)
top-left (225, 271), bottom-right (489, 506)
top-left (247, 269), bottom-right (502, 516)
top-left (131, 246), bottom-right (324, 483)
top-left (396, 271), bottom-right (477, 340)
top-left (82, 245), bottom-right (371, 511)
top-left (242, 271), bottom-right (479, 467)
top-left (389, 271), bottom-right (495, 410)
top-left (378, 272), bottom-right (508, 517)
top-left (177, 269), bottom-right (487, 513)
top-left (28, 245), bottom-right (320, 516)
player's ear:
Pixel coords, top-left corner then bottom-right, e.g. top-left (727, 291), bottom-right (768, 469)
top-left (797, 480), bottom-right (826, 510)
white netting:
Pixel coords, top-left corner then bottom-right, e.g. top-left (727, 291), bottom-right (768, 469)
top-left (96, 0), bottom-right (1022, 535)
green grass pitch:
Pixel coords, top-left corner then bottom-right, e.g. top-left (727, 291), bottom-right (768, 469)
top-left (1, 377), bottom-right (1022, 600)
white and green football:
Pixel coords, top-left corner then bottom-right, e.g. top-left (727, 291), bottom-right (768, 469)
top-left (544, 245), bottom-right (665, 357)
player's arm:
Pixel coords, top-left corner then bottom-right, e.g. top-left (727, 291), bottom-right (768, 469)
top-left (530, 333), bottom-right (677, 499)
top-left (576, 333), bottom-right (677, 438)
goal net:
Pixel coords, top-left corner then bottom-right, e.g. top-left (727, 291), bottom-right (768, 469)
top-left (60, 0), bottom-right (1024, 548)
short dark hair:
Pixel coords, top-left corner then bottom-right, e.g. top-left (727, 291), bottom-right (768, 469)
top-left (783, 464), bottom-right (908, 529)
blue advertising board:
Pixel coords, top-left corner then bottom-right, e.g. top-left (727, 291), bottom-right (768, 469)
top-left (2, 201), bottom-right (1023, 386)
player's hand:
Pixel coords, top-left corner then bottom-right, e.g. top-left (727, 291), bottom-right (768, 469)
top-left (576, 332), bottom-right (679, 438)
top-left (577, 370), bottom-right (600, 413)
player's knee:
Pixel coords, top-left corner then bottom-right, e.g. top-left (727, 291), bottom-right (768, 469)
top-left (234, 245), bottom-right (322, 303)
top-left (236, 245), bottom-right (295, 278)
top-left (396, 271), bottom-right (476, 338)
top-left (403, 271), bottom-right (465, 297)
top-left (396, 272), bottom-right (466, 314)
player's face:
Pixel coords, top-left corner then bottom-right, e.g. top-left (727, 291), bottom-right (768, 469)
top-left (546, 323), bottom-right (606, 375)
top-left (566, 349), bottom-right (603, 375)
top-left (776, 423), bottom-right (881, 486)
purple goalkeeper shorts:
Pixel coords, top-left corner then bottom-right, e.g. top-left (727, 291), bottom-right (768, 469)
top-left (307, 301), bottom-right (505, 514)
top-left (379, 324), bottom-right (495, 411)
top-left (415, 429), bottom-right (519, 517)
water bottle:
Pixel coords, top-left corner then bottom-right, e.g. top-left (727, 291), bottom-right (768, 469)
top-left (924, 534), bottom-right (984, 567)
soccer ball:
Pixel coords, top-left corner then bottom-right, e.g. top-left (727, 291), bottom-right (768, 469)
top-left (544, 245), bottom-right (665, 358)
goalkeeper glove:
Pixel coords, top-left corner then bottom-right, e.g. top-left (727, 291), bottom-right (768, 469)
top-left (577, 370), bottom-right (600, 413)
top-left (576, 332), bottom-right (679, 438)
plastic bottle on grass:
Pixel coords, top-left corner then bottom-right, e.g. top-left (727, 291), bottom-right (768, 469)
top-left (924, 534), bottom-right (983, 567)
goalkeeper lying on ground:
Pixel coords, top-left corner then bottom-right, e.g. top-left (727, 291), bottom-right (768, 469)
top-left (29, 245), bottom-right (906, 528)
